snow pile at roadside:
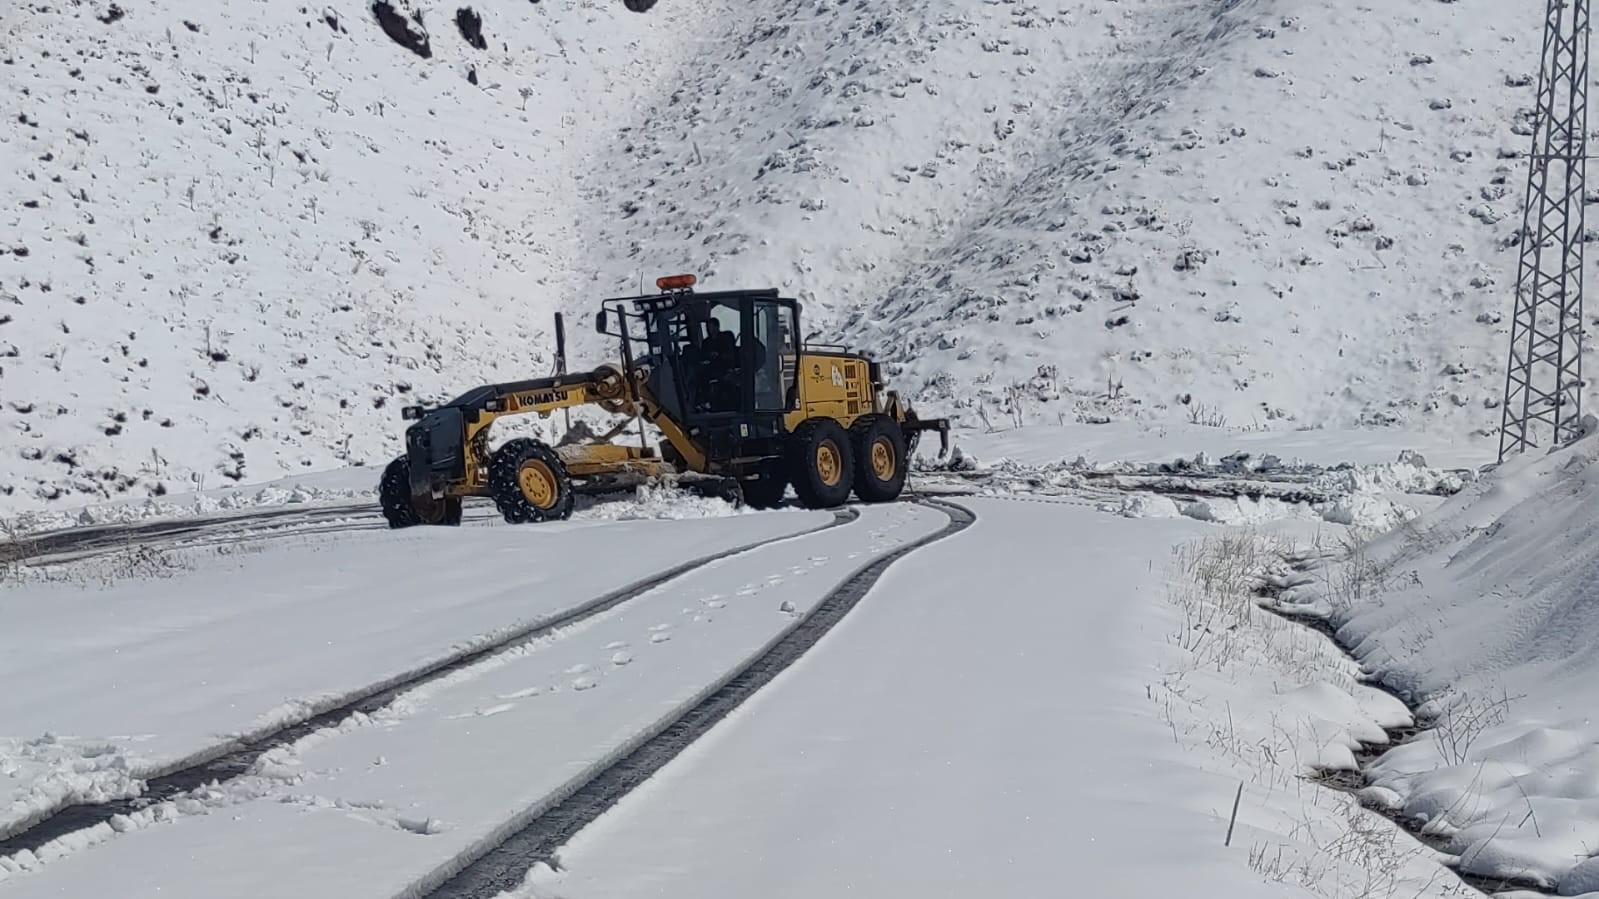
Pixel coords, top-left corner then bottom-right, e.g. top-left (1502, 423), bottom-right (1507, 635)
top-left (0, 736), bottom-right (142, 844)
top-left (1273, 433), bottom-right (1599, 890)
top-left (7, 480), bottom-right (372, 536)
top-left (940, 445), bottom-right (1464, 530)
top-left (574, 483), bottom-right (745, 521)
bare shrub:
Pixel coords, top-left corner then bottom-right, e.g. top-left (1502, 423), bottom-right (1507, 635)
top-left (1431, 686), bottom-right (1516, 766)
top-left (1188, 401), bottom-right (1229, 428)
top-left (1249, 795), bottom-right (1439, 898)
top-left (1168, 530), bottom-right (1297, 670)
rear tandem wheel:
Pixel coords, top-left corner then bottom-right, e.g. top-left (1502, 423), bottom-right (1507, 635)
top-left (785, 418), bottom-right (854, 509)
top-left (849, 414), bottom-right (908, 504)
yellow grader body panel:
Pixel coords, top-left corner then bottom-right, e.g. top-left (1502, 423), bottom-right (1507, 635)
top-left (785, 352), bottom-right (876, 433)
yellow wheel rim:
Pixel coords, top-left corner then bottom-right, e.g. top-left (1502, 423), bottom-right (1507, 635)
top-left (870, 438), bottom-right (896, 480)
top-left (816, 441), bottom-right (842, 487)
top-left (518, 460), bottom-right (558, 509)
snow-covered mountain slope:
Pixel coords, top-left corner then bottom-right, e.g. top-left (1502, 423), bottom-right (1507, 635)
top-left (0, 0), bottom-right (1568, 513)
top-left (0, 0), bottom-right (713, 512)
top-left (581, 0), bottom-right (1564, 434)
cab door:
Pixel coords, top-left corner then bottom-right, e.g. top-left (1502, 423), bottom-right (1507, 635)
top-left (744, 298), bottom-right (798, 437)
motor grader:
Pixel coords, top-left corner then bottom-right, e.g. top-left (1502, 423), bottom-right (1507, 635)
top-left (379, 275), bottom-right (949, 527)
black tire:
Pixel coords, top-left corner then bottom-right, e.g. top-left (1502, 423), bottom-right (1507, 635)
top-left (849, 415), bottom-right (909, 503)
top-left (785, 418), bottom-right (854, 509)
top-left (740, 465), bottom-right (788, 510)
top-left (379, 456), bottom-right (462, 528)
top-left (490, 438), bottom-right (574, 524)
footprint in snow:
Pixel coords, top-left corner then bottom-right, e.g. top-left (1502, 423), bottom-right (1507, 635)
top-left (447, 703), bottom-right (515, 720)
top-left (612, 651), bottom-right (634, 666)
top-left (649, 623), bottom-right (673, 632)
top-left (566, 663), bottom-right (592, 676)
top-left (572, 676), bottom-right (599, 691)
top-left (650, 631), bottom-right (673, 644)
top-left (496, 687), bottom-right (542, 700)
top-left (605, 641), bottom-right (629, 650)
top-left (737, 586), bottom-right (761, 596)
top-left (700, 598), bottom-right (727, 609)
top-left (779, 600), bottom-right (797, 615)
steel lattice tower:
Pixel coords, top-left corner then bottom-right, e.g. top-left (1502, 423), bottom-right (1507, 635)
top-left (1500, 0), bottom-right (1592, 461)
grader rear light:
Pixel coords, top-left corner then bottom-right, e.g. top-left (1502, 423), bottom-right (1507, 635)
top-left (656, 273), bottom-right (697, 291)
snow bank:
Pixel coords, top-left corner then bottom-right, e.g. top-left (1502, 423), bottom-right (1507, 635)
top-left (0, 735), bottom-right (142, 841)
top-left (1274, 435), bottom-right (1599, 888)
top-left (574, 483), bottom-right (744, 522)
top-left (8, 482), bottom-right (371, 536)
top-left (939, 439), bottom-right (1465, 531)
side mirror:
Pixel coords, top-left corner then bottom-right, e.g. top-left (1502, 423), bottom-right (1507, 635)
top-left (595, 309), bottom-right (609, 334)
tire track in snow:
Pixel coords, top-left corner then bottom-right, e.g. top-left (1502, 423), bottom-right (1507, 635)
top-left (414, 499), bottom-right (975, 899)
top-left (0, 507), bottom-right (859, 855)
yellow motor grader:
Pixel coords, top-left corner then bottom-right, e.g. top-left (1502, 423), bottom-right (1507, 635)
top-left (379, 275), bottom-right (949, 527)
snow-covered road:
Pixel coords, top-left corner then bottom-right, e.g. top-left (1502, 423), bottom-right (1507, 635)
top-left (524, 498), bottom-right (1281, 899)
top-left (1, 502), bottom-right (964, 896)
top-left (0, 426), bottom-right (1508, 898)
top-left (0, 508), bottom-right (833, 841)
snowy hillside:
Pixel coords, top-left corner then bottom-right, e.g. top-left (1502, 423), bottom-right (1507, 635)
top-left (583, 0), bottom-right (1563, 434)
top-left (0, 0), bottom-right (713, 512)
top-left (0, 0), bottom-right (1567, 513)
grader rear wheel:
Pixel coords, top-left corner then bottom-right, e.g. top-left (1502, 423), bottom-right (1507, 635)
top-left (490, 439), bottom-right (575, 524)
top-left (849, 415), bottom-right (908, 504)
top-left (786, 418), bottom-right (854, 509)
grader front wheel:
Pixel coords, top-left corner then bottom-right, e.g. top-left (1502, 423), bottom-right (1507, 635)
top-left (380, 456), bottom-right (463, 529)
top-left (490, 439), bottom-right (575, 524)
top-left (740, 463), bottom-right (789, 510)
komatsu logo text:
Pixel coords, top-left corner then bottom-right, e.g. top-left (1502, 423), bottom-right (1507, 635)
top-left (515, 389), bottom-right (568, 407)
